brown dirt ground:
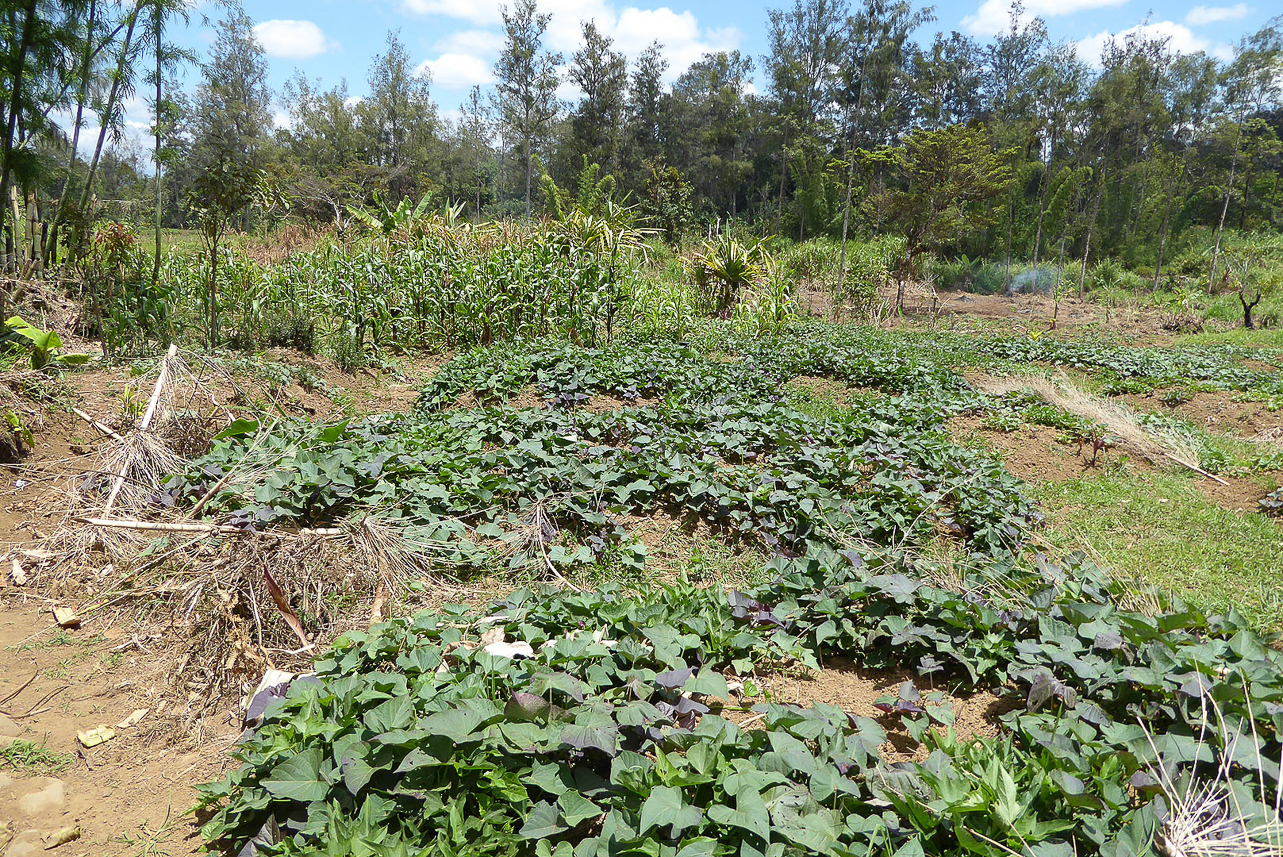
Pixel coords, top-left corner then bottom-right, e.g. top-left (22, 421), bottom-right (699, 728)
top-left (949, 415), bottom-right (1282, 518)
top-left (948, 415), bottom-right (1136, 481)
top-left (1120, 389), bottom-right (1283, 441)
top-left (714, 657), bottom-right (1013, 763)
top-left (784, 375), bottom-right (884, 404)
top-left (0, 599), bottom-right (236, 857)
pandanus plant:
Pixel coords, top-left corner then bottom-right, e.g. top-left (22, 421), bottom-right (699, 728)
top-left (687, 234), bottom-right (774, 317)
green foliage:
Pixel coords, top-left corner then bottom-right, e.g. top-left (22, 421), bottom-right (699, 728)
top-left (641, 158), bottom-right (695, 245)
top-left (0, 739), bottom-right (76, 774)
top-left (347, 190), bottom-right (436, 234)
top-left (688, 234), bottom-right (775, 317)
top-left (837, 235), bottom-right (904, 317)
top-left (3, 316), bottom-right (89, 371)
top-left (83, 222), bottom-right (174, 355)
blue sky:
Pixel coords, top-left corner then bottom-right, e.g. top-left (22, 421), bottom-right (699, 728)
top-left (140, 0), bottom-right (1273, 133)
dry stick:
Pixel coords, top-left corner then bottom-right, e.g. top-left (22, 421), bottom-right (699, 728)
top-left (1162, 452), bottom-right (1231, 486)
top-left (69, 406), bottom-right (123, 441)
top-left (73, 516), bottom-right (342, 537)
top-left (102, 343), bottom-right (177, 515)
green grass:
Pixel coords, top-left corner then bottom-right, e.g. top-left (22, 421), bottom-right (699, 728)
top-left (1176, 325), bottom-right (1283, 349)
top-left (0, 739), bottom-right (76, 774)
top-left (1037, 473), bottom-right (1283, 636)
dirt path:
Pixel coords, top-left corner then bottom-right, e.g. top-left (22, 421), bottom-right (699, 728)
top-left (0, 600), bottom-right (235, 857)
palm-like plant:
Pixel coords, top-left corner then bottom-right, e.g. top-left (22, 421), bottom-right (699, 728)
top-left (688, 234), bottom-right (773, 317)
top-left (348, 190), bottom-right (435, 234)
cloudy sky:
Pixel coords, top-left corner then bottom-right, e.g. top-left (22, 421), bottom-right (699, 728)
top-left (160, 0), bottom-right (1271, 130)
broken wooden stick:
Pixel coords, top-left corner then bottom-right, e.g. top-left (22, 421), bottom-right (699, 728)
top-left (70, 407), bottom-right (123, 441)
top-left (1162, 452), bottom-right (1231, 486)
top-left (73, 516), bottom-right (342, 537)
top-left (102, 343), bottom-right (178, 515)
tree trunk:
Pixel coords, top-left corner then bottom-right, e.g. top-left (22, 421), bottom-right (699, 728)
top-left (1078, 168), bottom-right (1104, 299)
top-left (76, 5), bottom-right (139, 255)
top-left (1240, 290), bottom-right (1261, 329)
top-left (1208, 116), bottom-right (1244, 291)
top-left (48, 0), bottom-right (99, 267)
top-left (0, 0), bottom-right (40, 269)
top-left (152, 0), bottom-right (163, 289)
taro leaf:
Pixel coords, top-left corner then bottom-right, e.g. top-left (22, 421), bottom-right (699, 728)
top-left (639, 786), bottom-right (704, 837)
top-left (529, 672), bottom-right (587, 703)
top-left (683, 669), bottom-right (729, 698)
top-left (1130, 770), bottom-right (1161, 793)
top-left (1092, 631), bottom-right (1125, 651)
top-left (261, 747), bottom-right (327, 803)
top-left (560, 724), bottom-right (618, 756)
top-left (422, 704), bottom-right (490, 743)
top-left (1051, 770), bottom-right (1085, 796)
top-left (869, 574), bottom-right (920, 602)
top-left (557, 791), bottom-right (601, 828)
top-left (520, 801), bottom-right (568, 839)
top-left (655, 668), bottom-right (695, 690)
top-left (706, 788), bottom-right (770, 843)
top-left (525, 761), bottom-right (572, 797)
top-left (317, 421), bottom-right (350, 444)
top-left (1179, 673), bottom-right (1214, 700)
top-left (767, 731), bottom-right (818, 776)
top-left (674, 839), bottom-right (718, 857)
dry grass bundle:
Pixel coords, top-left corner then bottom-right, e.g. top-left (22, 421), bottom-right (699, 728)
top-left (974, 372), bottom-right (1202, 468)
top-left (341, 512), bottom-right (460, 586)
top-left (1144, 681), bottom-right (1283, 857)
top-left (502, 498), bottom-right (581, 590)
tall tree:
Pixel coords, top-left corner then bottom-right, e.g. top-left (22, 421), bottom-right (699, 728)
top-left (493, 0), bottom-right (562, 218)
top-left (625, 41), bottom-right (669, 186)
top-left (764, 0), bottom-right (850, 232)
top-left (568, 21), bottom-right (627, 174)
top-left (360, 30), bottom-right (438, 190)
top-left (189, 3), bottom-right (272, 174)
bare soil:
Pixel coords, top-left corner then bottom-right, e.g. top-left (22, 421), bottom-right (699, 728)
top-left (948, 415), bottom-right (1137, 481)
top-left (717, 657), bottom-right (1013, 763)
top-left (1120, 389), bottom-right (1283, 441)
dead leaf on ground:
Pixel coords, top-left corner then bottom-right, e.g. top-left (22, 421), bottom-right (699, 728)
top-left (51, 606), bottom-right (80, 629)
top-left (115, 708), bottom-right (148, 729)
top-left (76, 725), bottom-right (115, 748)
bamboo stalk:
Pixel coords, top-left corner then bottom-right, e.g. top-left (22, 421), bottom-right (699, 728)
top-left (1163, 453), bottom-right (1231, 486)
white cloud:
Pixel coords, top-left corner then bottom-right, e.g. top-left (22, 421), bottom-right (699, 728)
top-left (432, 28), bottom-right (505, 55)
top-left (400, 0), bottom-right (501, 26)
top-left (1074, 20), bottom-right (1233, 66)
top-left (1184, 3), bottom-right (1251, 25)
top-left (402, 0), bottom-right (741, 88)
top-left (416, 52), bottom-right (496, 88)
top-left (253, 20), bottom-right (336, 60)
top-left (961, 0), bottom-right (1129, 37)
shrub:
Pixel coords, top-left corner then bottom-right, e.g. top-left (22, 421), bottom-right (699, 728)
top-left (262, 305), bottom-right (317, 352)
top-left (837, 234), bottom-right (903, 313)
top-left (328, 327), bottom-right (367, 374)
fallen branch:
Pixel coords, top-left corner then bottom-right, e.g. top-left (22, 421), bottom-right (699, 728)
top-left (73, 517), bottom-right (343, 537)
top-left (1163, 453), bottom-right (1231, 486)
top-left (70, 407), bottom-right (123, 441)
top-left (103, 343), bottom-right (177, 515)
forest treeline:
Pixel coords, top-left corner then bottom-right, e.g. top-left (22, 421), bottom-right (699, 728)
top-left (1, 0), bottom-right (1281, 279)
